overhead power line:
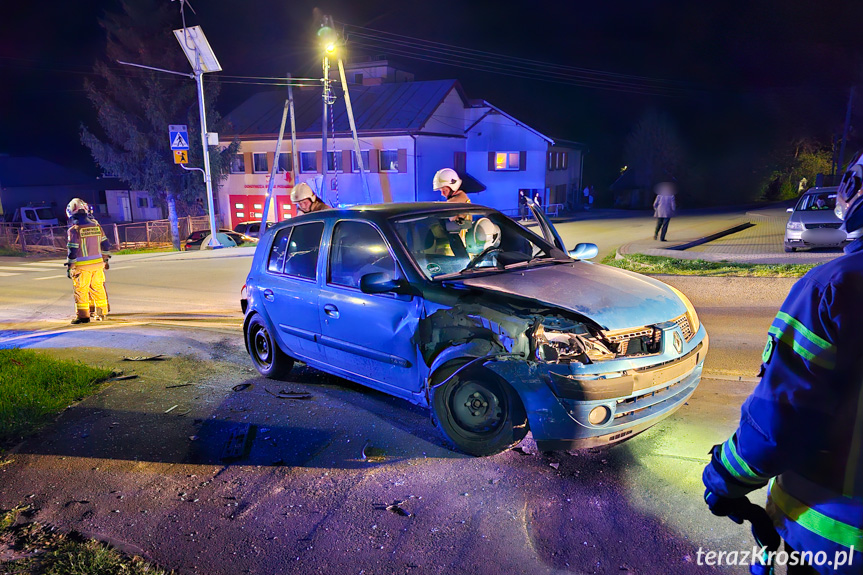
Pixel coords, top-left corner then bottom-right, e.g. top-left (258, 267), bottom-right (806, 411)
top-left (338, 23), bottom-right (697, 97)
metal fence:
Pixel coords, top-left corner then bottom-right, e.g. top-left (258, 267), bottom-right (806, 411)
top-left (0, 216), bottom-right (214, 254)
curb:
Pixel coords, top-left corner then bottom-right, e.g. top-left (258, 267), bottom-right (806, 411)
top-left (616, 221), bottom-right (755, 260)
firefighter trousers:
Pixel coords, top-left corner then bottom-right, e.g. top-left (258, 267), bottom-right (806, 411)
top-left (71, 261), bottom-right (108, 320)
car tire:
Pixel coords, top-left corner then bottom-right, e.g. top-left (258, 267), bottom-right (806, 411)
top-left (784, 246), bottom-right (796, 253)
top-left (431, 368), bottom-right (528, 456)
top-left (246, 314), bottom-right (294, 379)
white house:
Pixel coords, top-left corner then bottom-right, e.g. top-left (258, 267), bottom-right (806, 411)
top-left (219, 61), bottom-right (585, 229)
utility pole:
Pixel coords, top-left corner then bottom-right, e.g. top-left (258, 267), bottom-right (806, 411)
top-left (337, 58), bottom-right (371, 204)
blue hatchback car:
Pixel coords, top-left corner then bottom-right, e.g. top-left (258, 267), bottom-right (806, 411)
top-left (242, 202), bottom-right (708, 456)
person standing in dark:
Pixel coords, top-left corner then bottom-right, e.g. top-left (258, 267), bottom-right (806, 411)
top-left (653, 182), bottom-right (677, 241)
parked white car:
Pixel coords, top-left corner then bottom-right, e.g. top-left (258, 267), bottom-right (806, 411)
top-left (784, 187), bottom-right (862, 252)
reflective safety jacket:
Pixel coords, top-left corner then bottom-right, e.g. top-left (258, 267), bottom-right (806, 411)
top-left (703, 238), bottom-right (863, 573)
top-left (67, 213), bottom-right (111, 266)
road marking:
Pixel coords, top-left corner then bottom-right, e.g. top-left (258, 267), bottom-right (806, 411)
top-left (0, 272), bottom-right (20, 277)
top-left (21, 261), bottom-right (65, 266)
top-left (0, 266), bottom-right (48, 271)
top-left (109, 266), bottom-right (131, 270)
top-left (34, 275), bottom-right (66, 280)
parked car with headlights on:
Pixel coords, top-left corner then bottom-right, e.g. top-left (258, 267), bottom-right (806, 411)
top-left (784, 186), bottom-right (862, 252)
top-left (241, 202), bottom-right (708, 455)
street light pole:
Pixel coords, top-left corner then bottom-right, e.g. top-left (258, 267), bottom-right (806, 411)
top-left (194, 66), bottom-right (219, 248)
top-left (321, 53), bottom-right (331, 203)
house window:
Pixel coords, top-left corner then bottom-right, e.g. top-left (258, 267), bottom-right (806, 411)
top-left (252, 152), bottom-right (268, 173)
top-left (354, 73), bottom-right (363, 84)
top-left (494, 152), bottom-right (520, 171)
top-left (230, 154), bottom-right (245, 174)
top-left (277, 152), bottom-right (292, 173)
top-left (351, 150), bottom-right (370, 172)
top-left (380, 150), bottom-right (399, 172)
top-left (300, 151), bottom-right (317, 173)
top-left (561, 153), bottom-right (568, 169)
top-left (326, 151), bottom-right (343, 172)
top-left (137, 196), bottom-right (149, 208)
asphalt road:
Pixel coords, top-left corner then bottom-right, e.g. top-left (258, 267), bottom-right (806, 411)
top-left (0, 211), bottom-right (800, 574)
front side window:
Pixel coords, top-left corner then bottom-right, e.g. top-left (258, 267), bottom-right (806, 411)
top-left (284, 222), bottom-right (324, 280)
top-left (253, 153), bottom-right (268, 173)
top-left (798, 192), bottom-right (837, 211)
top-left (392, 209), bottom-right (563, 280)
top-left (300, 151), bottom-right (317, 173)
top-left (231, 154), bottom-right (245, 173)
top-left (494, 152), bottom-right (520, 171)
top-left (329, 221), bottom-right (396, 289)
top-left (380, 150), bottom-right (398, 172)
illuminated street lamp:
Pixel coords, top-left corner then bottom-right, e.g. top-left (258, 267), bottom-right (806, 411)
top-left (318, 16), bottom-right (338, 201)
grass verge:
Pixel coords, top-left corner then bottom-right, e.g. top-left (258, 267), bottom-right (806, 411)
top-left (602, 252), bottom-right (818, 277)
top-left (112, 246), bottom-right (175, 255)
top-left (0, 246), bottom-right (27, 257)
top-left (1, 509), bottom-right (172, 574)
top-left (0, 349), bottom-right (113, 446)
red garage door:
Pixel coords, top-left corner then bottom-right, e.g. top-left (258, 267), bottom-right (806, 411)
top-left (229, 195), bottom-right (296, 229)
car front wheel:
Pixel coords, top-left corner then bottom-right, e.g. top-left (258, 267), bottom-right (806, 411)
top-left (784, 245), bottom-right (796, 253)
top-left (431, 368), bottom-right (527, 456)
top-left (246, 314), bottom-right (293, 379)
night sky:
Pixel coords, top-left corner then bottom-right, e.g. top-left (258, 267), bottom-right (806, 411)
top-left (3, 1), bottom-right (863, 196)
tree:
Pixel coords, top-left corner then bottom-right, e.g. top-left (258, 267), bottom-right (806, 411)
top-left (623, 110), bottom-right (685, 194)
top-left (80, 0), bottom-right (238, 249)
top-left (761, 139), bottom-right (833, 201)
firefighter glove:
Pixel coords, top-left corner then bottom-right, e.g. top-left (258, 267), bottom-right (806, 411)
top-left (704, 490), bottom-right (749, 525)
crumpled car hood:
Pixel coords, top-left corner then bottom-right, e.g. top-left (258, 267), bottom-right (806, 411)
top-left (456, 262), bottom-right (687, 330)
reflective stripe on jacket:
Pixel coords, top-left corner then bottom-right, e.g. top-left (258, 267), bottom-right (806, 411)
top-left (67, 214), bottom-right (110, 265)
top-left (703, 238), bottom-right (863, 573)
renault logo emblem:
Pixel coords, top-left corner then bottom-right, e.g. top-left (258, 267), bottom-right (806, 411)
top-left (673, 332), bottom-right (683, 354)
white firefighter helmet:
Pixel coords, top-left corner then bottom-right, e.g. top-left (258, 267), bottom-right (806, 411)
top-left (432, 168), bottom-right (462, 192)
top-left (291, 181), bottom-right (316, 203)
top-left (66, 198), bottom-right (89, 218)
top-left (836, 152), bottom-right (863, 231)
top-left (472, 217), bottom-right (501, 250)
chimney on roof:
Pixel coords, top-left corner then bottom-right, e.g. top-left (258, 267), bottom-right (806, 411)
top-left (329, 58), bottom-right (415, 85)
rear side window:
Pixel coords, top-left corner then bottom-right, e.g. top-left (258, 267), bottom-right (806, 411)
top-left (268, 228), bottom-right (290, 272)
top-left (285, 222), bottom-right (324, 279)
top-left (329, 221), bottom-right (396, 288)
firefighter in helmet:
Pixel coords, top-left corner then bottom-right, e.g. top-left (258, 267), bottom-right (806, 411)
top-left (65, 198), bottom-right (111, 324)
top-left (702, 153), bottom-right (863, 573)
top-left (291, 181), bottom-right (330, 214)
top-left (433, 168), bottom-right (470, 204)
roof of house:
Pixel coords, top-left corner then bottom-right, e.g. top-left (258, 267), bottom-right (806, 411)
top-left (0, 155), bottom-right (95, 188)
top-left (223, 79), bottom-right (467, 139)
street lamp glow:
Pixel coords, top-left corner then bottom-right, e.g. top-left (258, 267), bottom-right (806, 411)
top-left (325, 42), bottom-right (336, 54)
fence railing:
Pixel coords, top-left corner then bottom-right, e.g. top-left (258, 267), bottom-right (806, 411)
top-left (501, 203), bottom-right (565, 220)
top-left (0, 215), bottom-right (214, 254)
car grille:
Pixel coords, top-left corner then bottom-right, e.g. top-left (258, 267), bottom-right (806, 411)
top-left (673, 314), bottom-right (694, 341)
top-left (804, 223), bottom-right (841, 230)
top-left (604, 326), bottom-right (662, 356)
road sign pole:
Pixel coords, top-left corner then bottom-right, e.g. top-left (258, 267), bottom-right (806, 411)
top-left (195, 68), bottom-right (219, 248)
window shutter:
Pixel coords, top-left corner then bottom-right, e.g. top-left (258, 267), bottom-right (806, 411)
top-left (341, 150), bottom-right (352, 172)
top-left (488, 152), bottom-right (495, 171)
top-left (266, 152), bottom-right (275, 172)
top-left (519, 151), bottom-right (527, 171)
top-left (454, 151), bottom-right (466, 174)
top-left (244, 152), bottom-right (253, 175)
top-left (397, 149), bottom-right (407, 173)
top-left (316, 151), bottom-right (323, 173)
top-left (369, 149), bottom-right (380, 172)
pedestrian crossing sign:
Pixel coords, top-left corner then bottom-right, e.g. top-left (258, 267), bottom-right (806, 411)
top-left (169, 124), bottom-right (189, 150)
top-left (174, 150), bottom-right (189, 165)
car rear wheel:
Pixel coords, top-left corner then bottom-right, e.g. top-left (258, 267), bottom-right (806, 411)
top-left (246, 315), bottom-right (293, 379)
top-left (431, 368), bottom-right (527, 456)
top-left (784, 246), bottom-right (796, 253)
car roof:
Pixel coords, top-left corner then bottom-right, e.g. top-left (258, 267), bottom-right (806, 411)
top-left (803, 186), bottom-right (838, 195)
top-left (280, 202), bottom-right (495, 225)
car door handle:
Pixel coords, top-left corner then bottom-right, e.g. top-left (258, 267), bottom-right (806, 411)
top-left (262, 289), bottom-right (274, 302)
top-left (323, 304), bottom-right (340, 319)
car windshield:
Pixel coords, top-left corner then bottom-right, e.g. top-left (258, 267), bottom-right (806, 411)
top-left (35, 208), bottom-right (55, 219)
top-left (391, 208), bottom-right (564, 280)
top-left (797, 192), bottom-right (837, 212)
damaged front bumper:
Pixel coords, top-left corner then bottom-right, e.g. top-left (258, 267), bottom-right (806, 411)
top-left (484, 327), bottom-right (708, 452)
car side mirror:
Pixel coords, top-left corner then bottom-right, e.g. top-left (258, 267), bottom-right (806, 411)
top-left (360, 272), bottom-right (410, 295)
top-left (786, 207), bottom-right (794, 213)
top-left (568, 242), bottom-right (598, 260)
